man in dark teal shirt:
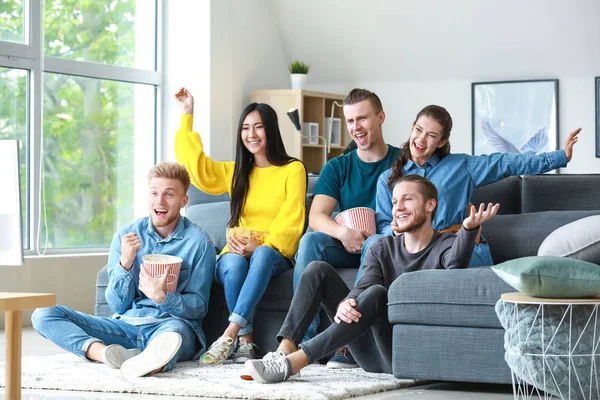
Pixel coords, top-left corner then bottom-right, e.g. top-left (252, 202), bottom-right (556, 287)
top-left (293, 88), bottom-right (400, 367)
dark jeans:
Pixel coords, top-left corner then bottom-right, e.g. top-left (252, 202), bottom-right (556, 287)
top-left (293, 232), bottom-right (384, 340)
top-left (277, 261), bottom-right (393, 374)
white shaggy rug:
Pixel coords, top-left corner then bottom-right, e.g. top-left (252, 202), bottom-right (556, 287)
top-left (0, 353), bottom-right (415, 399)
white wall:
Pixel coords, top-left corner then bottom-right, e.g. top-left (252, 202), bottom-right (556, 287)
top-left (163, 0), bottom-right (211, 161)
top-left (0, 255), bottom-right (105, 328)
top-left (208, 0), bottom-right (290, 161)
top-left (165, 0), bottom-right (290, 162)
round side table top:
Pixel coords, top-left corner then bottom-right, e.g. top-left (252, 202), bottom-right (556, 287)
top-left (501, 292), bottom-right (600, 305)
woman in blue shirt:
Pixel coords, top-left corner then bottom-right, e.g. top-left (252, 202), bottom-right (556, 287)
top-left (375, 105), bottom-right (581, 266)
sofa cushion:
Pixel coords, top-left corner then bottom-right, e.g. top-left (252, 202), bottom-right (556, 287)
top-left (482, 210), bottom-right (600, 264)
top-left (491, 256), bottom-right (600, 298)
top-left (186, 202), bottom-right (230, 252)
top-left (471, 176), bottom-right (522, 215)
top-left (387, 268), bottom-right (513, 329)
top-left (522, 174), bottom-right (600, 213)
top-left (537, 215), bottom-right (600, 264)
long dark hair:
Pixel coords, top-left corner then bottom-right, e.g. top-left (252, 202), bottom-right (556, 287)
top-left (387, 105), bottom-right (453, 189)
top-left (228, 103), bottom-right (304, 228)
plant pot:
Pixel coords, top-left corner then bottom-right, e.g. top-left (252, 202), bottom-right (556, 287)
top-left (291, 74), bottom-right (308, 90)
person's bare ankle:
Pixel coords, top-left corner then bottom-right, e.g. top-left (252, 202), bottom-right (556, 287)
top-left (278, 338), bottom-right (297, 355)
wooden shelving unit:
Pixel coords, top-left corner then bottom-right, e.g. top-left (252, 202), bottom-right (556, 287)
top-left (250, 89), bottom-right (350, 174)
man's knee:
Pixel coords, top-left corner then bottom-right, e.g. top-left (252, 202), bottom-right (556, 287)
top-left (159, 319), bottom-right (194, 337)
top-left (358, 285), bottom-right (388, 306)
top-left (298, 231), bottom-right (330, 254)
top-left (31, 306), bottom-right (59, 334)
top-left (305, 260), bottom-right (335, 277)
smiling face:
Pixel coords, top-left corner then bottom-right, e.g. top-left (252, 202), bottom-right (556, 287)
top-left (241, 110), bottom-right (267, 160)
top-left (343, 100), bottom-right (385, 152)
top-left (409, 115), bottom-right (448, 165)
top-left (391, 181), bottom-right (436, 233)
top-left (148, 177), bottom-right (188, 232)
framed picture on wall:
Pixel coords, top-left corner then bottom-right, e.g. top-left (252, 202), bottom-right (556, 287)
top-left (472, 79), bottom-right (559, 157)
top-left (596, 77), bottom-right (600, 157)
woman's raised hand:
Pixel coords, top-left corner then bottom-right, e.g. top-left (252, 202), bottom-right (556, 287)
top-left (563, 127), bottom-right (582, 162)
top-left (174, 87), bottom-right (194, 114)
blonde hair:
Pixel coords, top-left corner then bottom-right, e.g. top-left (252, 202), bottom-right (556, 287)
top-left (147, 162), bottom-right (191, 193)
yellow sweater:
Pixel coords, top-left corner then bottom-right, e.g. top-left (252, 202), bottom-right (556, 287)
top-left (175, 114), bottom-right (307, 259)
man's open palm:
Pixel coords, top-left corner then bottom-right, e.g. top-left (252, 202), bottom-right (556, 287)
top-left (463, 203), bottom-right (500, 231)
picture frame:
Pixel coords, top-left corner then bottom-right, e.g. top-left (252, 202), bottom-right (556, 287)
top-left (472, 79), bottom-right (559, 158)
top-left (596, 77), bottom-right (600, 157)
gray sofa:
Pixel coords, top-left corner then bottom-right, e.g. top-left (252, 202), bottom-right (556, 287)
top-left (95, 173), bottom-right (600, 384)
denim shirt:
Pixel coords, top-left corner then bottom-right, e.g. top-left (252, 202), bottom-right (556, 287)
top-left (376, 150), bottom-right (567, 235)
top-left (105, 215), bottom-right (216, 353)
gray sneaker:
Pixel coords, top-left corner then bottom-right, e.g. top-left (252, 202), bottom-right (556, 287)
top-left (100, 344), bottom-right (142, 369)
top-left (232, 337), bottom-right (258, 364)
top-left (244, 351), bottom-right (293, 384)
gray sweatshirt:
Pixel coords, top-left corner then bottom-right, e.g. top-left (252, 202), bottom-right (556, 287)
top-left (347, 227), bottom-right (478, 300)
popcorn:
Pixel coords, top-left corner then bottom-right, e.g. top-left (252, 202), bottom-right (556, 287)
top-left (227, 227), bottom-right (267, 245)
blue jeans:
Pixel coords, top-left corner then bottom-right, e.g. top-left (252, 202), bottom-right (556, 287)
top-left (31, 304), bottom-right (198, 371)
top-left (215, 245), bottom-right (291, 336)
top-left (293, 232), bottom-right (384, 340)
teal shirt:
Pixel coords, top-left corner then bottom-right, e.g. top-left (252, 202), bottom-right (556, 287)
top-left (315, 145), bottom-right (400, 212)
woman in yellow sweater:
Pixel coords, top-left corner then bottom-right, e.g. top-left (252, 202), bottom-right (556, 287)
top-left (174, 89), bottom-right (307, 365)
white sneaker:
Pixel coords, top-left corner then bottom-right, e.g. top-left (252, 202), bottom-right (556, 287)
top-left (120, 332), bottom-right (182, 379)
top-left (100, 344), bottom-right (141, 369)
top-left (244, 351), bottom-right (296, 384)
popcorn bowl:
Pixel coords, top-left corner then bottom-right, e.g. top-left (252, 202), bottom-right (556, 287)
top-left (141, 254), bottom-right (183, 293)
top-left (334, 207), bottom-right (376, 235)
top-left (227, 227), bottom-right (268, 245)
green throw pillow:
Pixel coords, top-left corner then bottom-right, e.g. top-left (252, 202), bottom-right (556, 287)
top-left (491, 256), bottom-right (600, 298)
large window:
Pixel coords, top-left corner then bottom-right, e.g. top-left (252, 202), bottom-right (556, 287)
top-left (0, 0), bottom-right (162, 253)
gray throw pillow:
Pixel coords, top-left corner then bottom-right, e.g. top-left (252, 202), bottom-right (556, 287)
top-left (538, 215), bottom-right (600, 264)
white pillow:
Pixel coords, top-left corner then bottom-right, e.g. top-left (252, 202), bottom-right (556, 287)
top-left (538, 215), bottom-right (600, 264)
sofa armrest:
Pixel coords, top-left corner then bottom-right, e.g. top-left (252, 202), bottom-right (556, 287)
top-left (388, 268), bottom-right (513, 328)
top-left (95, 265), bottom-right (112, 317)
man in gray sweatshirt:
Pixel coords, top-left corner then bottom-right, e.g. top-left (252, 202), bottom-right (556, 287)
top-left (245, 174), bottom-right (500, 383)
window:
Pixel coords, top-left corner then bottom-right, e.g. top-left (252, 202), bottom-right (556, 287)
top-left (44, 1), bottom-right (156, 70)
top-left (0, 0), bottom-right (25, 44)
top-left (0, 0), bottom-right (162, 253)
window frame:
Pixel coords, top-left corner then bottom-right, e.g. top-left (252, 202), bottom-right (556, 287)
top-left (0, 0), bottom-right (165, 255)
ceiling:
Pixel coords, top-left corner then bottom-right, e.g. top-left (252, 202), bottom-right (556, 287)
top-left (268, 0), bottom-right (600, 83)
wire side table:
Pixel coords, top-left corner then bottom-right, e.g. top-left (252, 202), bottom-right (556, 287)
top-left (499, 292), bottom-right (600, 400)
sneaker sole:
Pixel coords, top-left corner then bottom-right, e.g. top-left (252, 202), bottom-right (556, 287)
top-left (244, 361), bottom-right (271, 384)
top-left (101, 345), bottom-right (142, 369)
top-left (240, 371), bottom-right (301, 381)
top-left (326, 361), bottom-right (359, 369)
top-left (120, 332), bottom-right (182, 379)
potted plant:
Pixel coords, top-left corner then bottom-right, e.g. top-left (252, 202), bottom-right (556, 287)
top-left (289, 60), bottom-right (310, 90)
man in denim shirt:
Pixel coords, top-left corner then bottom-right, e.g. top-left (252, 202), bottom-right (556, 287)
top-left (32, 162), bottom-right (215, 378)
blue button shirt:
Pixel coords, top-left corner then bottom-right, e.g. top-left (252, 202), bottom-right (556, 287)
top-left (376, 150), bottom-right (567, 235)
top-left (105, 215), bottom-right (216, 353)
